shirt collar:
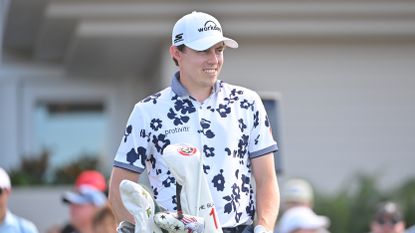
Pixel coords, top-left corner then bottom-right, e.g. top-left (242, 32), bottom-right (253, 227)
top-left (2, 211), bottom-right (16, 226)
top-left (171, 71), bottom-right (221, 98)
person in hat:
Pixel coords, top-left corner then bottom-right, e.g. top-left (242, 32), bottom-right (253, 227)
top-left (369, 201), bottom-right (405, 233)
top-left (109, 11), bottom-right (280, 233)
top-left (277, 206), bottom-right (330, 233)
top-left (92, 205), bottom-right (117, 233)
top-left (275, 178), bottom-right (330, 233)
top-left (0, 167), bottom-right (39, 233)
top-left (281, 178), bottom-right (314, 211)
top-left (73, 170), bottom-right (107, 193)
top-left (48, 170), bottom-right (109, 233)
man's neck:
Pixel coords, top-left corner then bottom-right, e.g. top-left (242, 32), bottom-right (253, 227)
top-left (0, 208), bottom-right (7, 224)
top-left (177, 74), bottom-right (213, 103)
top-left (79, 225), bottom-right (95, 233)
top-left (189, 89), bottom-right (211, 103)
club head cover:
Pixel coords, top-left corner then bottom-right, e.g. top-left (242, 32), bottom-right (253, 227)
top-left (162, 144), bottom-right (201, 215)
top-left (119, 179), bottom-right (161, 233)
top-left (163, 144), bottom-right (223, 232)
top-left (117, 221), bottom-right (135, 233)
top-left (154, 211), bottom-right (204, 233)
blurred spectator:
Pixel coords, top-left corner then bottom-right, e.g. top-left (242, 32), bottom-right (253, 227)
top-left (47, 170), bottom-right (108, 233)
top-left (275, 178), bottom-right (330, 233)
top-left (277, 206), bottom-right (330, 233)
top-left (0, 167), bottom-right (39, 233)
top-left (369, 201), bottom-right (405, 233)
top-left (281, 178), bottom-right (314, 211)
top-left (74, 170), bottom-right (107, 193)
top-left (92, 205), bottom-right (116, 233)
top-left (406, 225), bottom-right (415, 233)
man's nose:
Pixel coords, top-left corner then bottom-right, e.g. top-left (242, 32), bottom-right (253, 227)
top-left (207, 50), bottom-right (219, 64)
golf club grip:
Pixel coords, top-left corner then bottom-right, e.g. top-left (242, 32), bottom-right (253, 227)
top-left (176, 183), bottom-right (184, 219)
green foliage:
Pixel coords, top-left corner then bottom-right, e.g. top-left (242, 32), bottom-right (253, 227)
top-left (9, 150), bottom-right (49, 186)
top-left (52, 156), bottom-right (100, 185)
top-left (314, 173), bottom-right (415, 233)
top-left (9, 150), bottom-right (101, 186)
top-left (392, 178), bottom-right (415, 227)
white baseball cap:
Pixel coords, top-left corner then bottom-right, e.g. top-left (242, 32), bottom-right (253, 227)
top-left (283, 178), bottom-right (314, 205)
top-left (172, 11), bottom-right (238, 51)
top-left (0, 167), bottom-right (11, 190)
top-left (278, 207), bottom-right (330, 233)
top-left (62, 185), bottom-right (107, 207)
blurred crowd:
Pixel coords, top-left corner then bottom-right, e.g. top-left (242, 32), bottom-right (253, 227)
top-left (1, 166), bottom-right (415, 233)
top-left (274, 178), bottom-right (414, 233)
top-left (0, 167), bottom-right (116, 233)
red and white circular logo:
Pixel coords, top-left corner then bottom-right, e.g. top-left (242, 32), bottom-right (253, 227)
top-left (177, 145), bottom-right (197, 156)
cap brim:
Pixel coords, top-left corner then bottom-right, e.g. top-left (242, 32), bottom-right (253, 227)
top-left (303, 216), bottom-right (330, 229)
top-left (279, 208), bottom-right (330, 233)
top-left (62, 191), bottom-right (90, 205)
top-left (62, 186), bottom-right (107, 207)
top-left (186, 36), bottom-right (238, 51)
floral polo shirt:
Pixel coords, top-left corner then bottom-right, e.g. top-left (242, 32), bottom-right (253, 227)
top-left (114, 72), bottom-right (278, 227)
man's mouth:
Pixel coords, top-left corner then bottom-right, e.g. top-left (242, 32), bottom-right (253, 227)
top-left (203, 68), bottom-right (217, 74)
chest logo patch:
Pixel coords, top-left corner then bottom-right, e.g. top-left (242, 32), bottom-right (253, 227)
top-left (177, 145), bottom-right (198, 157)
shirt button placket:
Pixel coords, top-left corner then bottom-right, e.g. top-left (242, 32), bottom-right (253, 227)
top-left (197, 101), bottom-right (207, 163)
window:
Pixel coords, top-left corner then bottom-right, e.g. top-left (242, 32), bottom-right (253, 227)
top-left (34, 102), bottom-right (108, 170)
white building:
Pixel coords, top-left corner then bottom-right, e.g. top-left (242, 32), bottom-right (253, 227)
top-left (1, 0), bottom-right (415, 231)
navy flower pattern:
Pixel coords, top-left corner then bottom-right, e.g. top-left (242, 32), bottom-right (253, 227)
top-left (212, 169), bottom-right (225, 191)
top-left (216, 104), bottom-right (231, 118)
top-left (174, 98), bottom-right (196, 115)
top-left (240, 99), bottom-right (254, 111)
top-left (198, 118), bottom-right (215, 139)
top-left (253, 111), bottom-right (260, 128)
top-left (126, 146), bottom-right (146, 166)
top-left (203, 145), bottom-right (215, 158)
top-left (238, 119), bottom-right (247, 132)
top-left (142, 92), bottom-right (161, 104)
top-left (152, 134), bottom-right (170, 153)
top-left (150, 118), bottom-right (162, 131)
top-left (140, 129), bottom-right (151, 142)
top-left (114, 76), bottom-right (277, 226)
top-left (223, 183), bottom-right (243, 223)
top-left (123, 125), bottom-right (132, 142)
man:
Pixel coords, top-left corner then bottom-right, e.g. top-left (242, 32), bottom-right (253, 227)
top-left (281, 178), bottom-right (314, 211)
top-left (0, 167), bottom-right (39, 233)
top-left (92, 205), bottom-right (117, 233)
top-left (275, 178), bottom-right (330, 233)
top-left (48, 170), bottom-right (109, 233)
top-left (109, 11), bottom-right (280, 233)
top-left (277, 206), bottom-right (329, 233)
top-left (369, 202), bottom-right (405, 233)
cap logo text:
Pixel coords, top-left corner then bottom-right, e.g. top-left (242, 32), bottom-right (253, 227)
top-left (198, 21), bottom-right (221, 33)
top-left (174, 33), bottom-right (184, 43)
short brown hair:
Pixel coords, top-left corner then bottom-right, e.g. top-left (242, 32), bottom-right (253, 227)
top-left (172, 44), bottom-right (186, 66)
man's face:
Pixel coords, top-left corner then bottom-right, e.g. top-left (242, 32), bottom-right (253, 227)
top-left (69, 203), bottom-right (99, 230)
top-left (0, 188), bottom-right (10, 210)
top-left (370, 217), bottom-right (405, 233)
top-left (172, 42), bottom-right (225, 93)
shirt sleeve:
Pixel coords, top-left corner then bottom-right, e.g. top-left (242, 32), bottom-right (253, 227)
top-left (248, 91), bottom-right (278, 158)
top-left (113, 104), bottom-right (148, 173)
top-left (21, 218), bottom-right (39, 233)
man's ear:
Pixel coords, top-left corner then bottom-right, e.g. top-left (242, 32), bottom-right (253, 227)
top-left (169, 46), bottom-right (181, 61)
